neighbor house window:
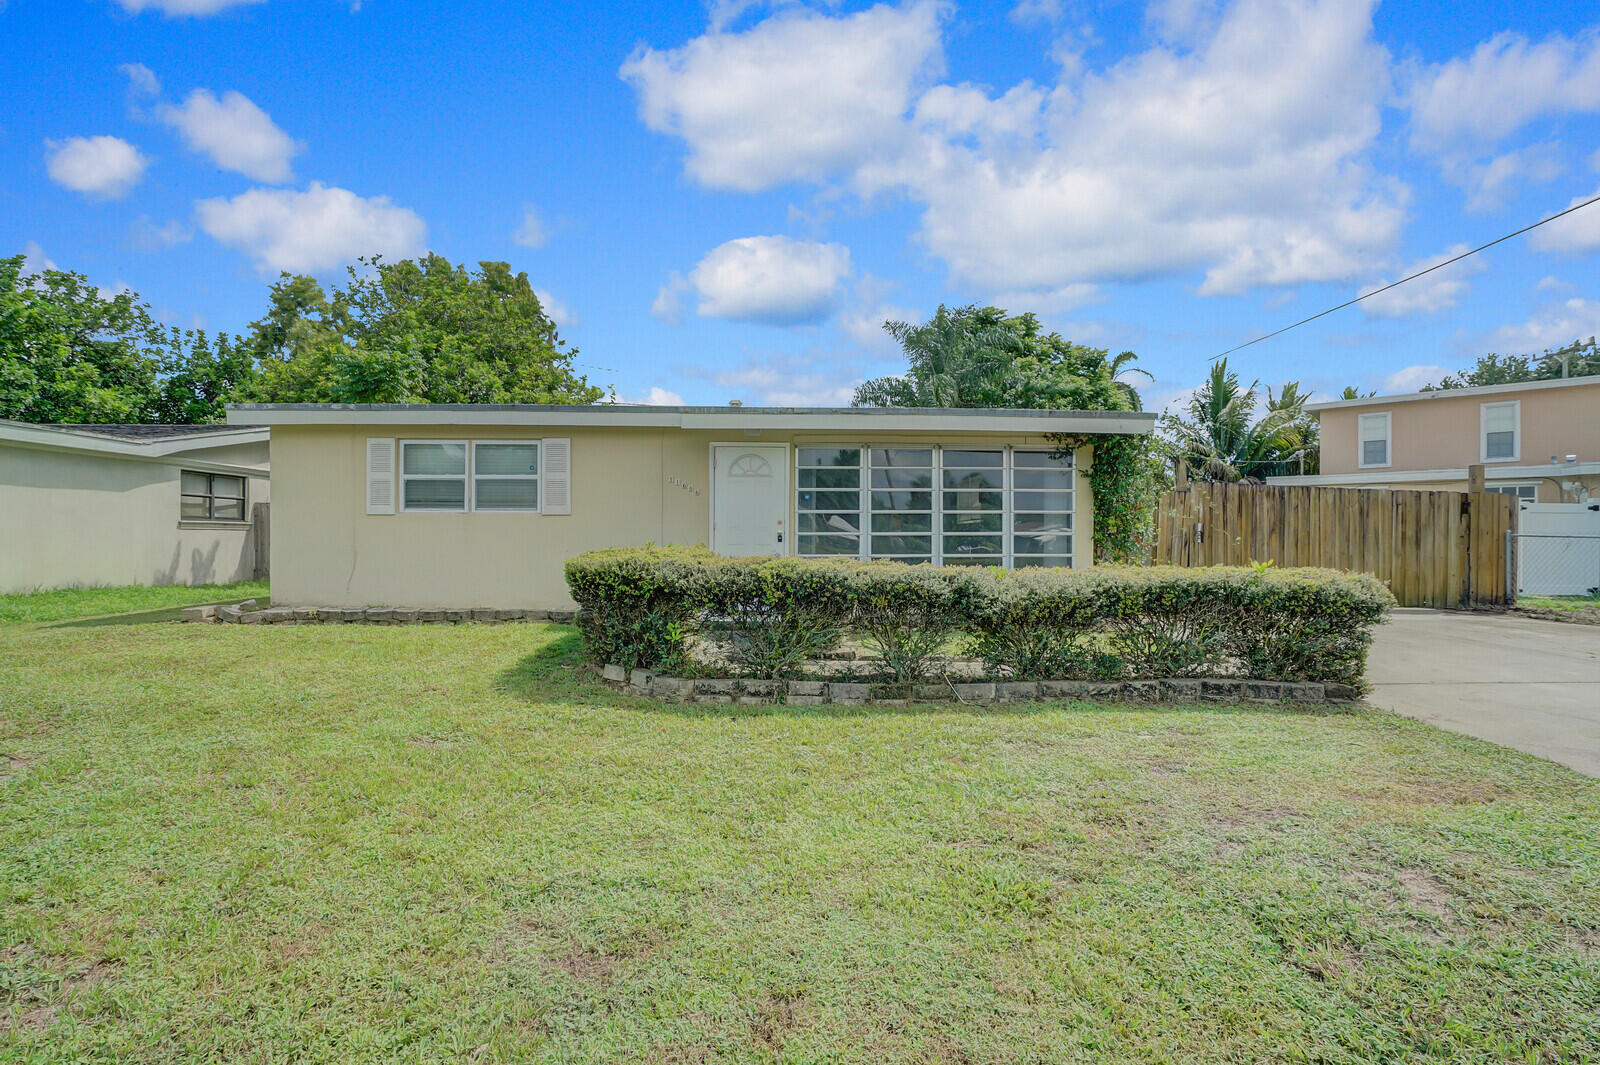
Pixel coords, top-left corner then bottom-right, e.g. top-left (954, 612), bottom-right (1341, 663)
top-left (1358, 412), bottom-right (1390, 468)
top-left (400, 440), bottom-right (467, 511)
top-left (796, 447), bottom-right (1074, 568)
top-left (1481, 401), bottom-right (1519, 461)
top-left (181, 471), bottom-right (246, 521)
top-left (1487, 483), bottom-right (1537, 502)
top-left (472, 441), bottom-right (539, 511)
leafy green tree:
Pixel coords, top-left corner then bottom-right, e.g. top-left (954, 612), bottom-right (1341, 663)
top-left (1163, 359), bottom-right (1314, 481)
top-left (148, 328), bottom-right (258, 424)
top-left (244, 255), bottom-right (602, 405)
top-left (1339, 385), bottom-right (1376, 399)
top-left (1427, 337), bottom-right (1599, 390)
top-left (853, 304), bottom-right (1168, 561)
top-left (0, 255), bottom-right (161, 423)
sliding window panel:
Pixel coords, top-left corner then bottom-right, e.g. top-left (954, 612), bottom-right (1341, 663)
top-left (869, 448), bottom-right (933, 562)
top-left (1010, 450), bottom-right (1074, 568)
top-left (940, 449), bottom-right (1004, 565)
top-left (796, 447), bottom-right (864, 557)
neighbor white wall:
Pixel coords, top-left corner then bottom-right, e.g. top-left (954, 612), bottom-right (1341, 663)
top-left (0, 444), bottom-right (270, 593)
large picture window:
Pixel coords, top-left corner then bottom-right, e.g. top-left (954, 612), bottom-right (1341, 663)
top-left (796, 446), bottom-right (1074, 568)
top-left (181, 470), bottom-right (246, 521)
top-left (400, 441), bottom-right (467, 511)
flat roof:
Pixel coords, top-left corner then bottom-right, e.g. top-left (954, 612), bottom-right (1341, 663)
top-left (1307, 373), bottom-right (1600, 412)
top-left (225, 403), bottom-right (1157, 435)
top-left (0, 418), bottom-right (269, 456)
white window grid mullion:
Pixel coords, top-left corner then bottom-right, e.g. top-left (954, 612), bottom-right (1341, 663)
top-left (1003, 446), bottom-right (1014, 569)
top-left (858, 445), bottom-right (869, 560)
top-left (932, 446), bottom-right (943, 566)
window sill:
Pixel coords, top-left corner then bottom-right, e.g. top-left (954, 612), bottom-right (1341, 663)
top-left (178, 520), bottom-right (250, 530)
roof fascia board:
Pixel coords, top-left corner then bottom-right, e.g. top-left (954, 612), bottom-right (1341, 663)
top-left (224, 405), bottom-right (1157, 435)
top-left (0, 420), bottom-right (268, 458)
top-left (1307, 374), bottom-right (1600, 412)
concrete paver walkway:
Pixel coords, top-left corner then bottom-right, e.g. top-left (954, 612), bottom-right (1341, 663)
top-left (1366, 609), bottom-right (1600, 776)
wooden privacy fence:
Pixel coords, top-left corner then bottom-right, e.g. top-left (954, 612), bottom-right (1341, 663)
top-left (1153, 483), bottom-right (1516, 608)
top-left (251, 502), bottom-right (270, 581)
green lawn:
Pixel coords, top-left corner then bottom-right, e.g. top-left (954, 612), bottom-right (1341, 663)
top-left (1519, 593), bottom-right (1600, 617)
top-left (1, 612), bottom-right (1597, 1062)
top-left (0, 581), bottom-right (267, 626)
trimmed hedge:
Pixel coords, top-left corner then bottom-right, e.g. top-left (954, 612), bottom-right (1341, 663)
top-left (563, 549), bottom-right (1394, 685)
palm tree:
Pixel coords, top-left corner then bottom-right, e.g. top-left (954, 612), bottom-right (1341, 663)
top-left (1163, 359), bottom-right (1311, 482)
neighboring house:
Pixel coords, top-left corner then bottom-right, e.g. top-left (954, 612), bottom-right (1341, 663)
top-left (1269, 376), bottom-right (1600, 503)
top-left (0, 421), bottom-right (270, 594)
top-left (227, 403), bottom-right (1156, 610)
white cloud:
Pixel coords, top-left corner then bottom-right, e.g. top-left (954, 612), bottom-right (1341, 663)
top-left (685, 235), bottom-right (852, 325)
top-left (44, 135), bottom-right (149, 198)
top-left (652, 271), bottom-right (689, 324)
top-left (128, 216), bottom-right (193, 250)
top-left (532, 288), bottom-right (575, 328)
top-left (114, 0), bottom-right (265, 15)
top-left (989, 283), bottom-right (1101, 315)
top-left (513, 207), bottom-right (548, 249)
top-left (1405, 29), bottom-right (1600, 153)
top-left (158, 88), bottom-right (300, 183)
top-left (120, 63), bottom-right (160, 96)
top-left (620, 386), bottom-right (687, 406)
top-left (621, 1), bottom-right (946, 191)
top-left (625, 0), bottom-right (1403, 296)
top-left (1490, 297), bottom-right (1600, 354)
top-left (195, 182), bottom-right (427, 274)
top-left (19, 241), bottom-right (57, 275)
top-left (1380, 364), bottom-right (1449, 392)
top-left (1530, 185), bottom-right (1600, 254)
top-left (689, 353), bottom-right (862, 406)
top-left (1357, 244), bottom-right (1484, 318)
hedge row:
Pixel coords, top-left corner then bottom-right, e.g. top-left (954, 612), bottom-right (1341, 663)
top-left (563, 546), bottom-right (1395, 685)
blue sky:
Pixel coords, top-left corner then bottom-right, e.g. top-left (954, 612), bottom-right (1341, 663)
top-left (4, 0), bottom-right (1598, 411)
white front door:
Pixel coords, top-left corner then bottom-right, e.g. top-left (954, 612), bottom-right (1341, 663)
top-left (712, 445), bottom-right (789, 557)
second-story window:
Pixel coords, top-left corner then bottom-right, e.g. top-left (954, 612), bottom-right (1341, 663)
top-left (1481, 401), bottom-right (1519, 462)
top-left (1358, 412), bottom-right (1390, 468)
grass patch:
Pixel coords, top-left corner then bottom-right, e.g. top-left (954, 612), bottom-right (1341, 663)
top-left (1, 621), bottom-right (1597, 1061)
top-left (0, 581), bottom-right (268, 626)
top-left (1519, 593), bottom-right (1600, 614)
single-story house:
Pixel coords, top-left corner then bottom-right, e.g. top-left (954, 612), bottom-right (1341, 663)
top-left (0, 420), bottom-right (270, 594)
top-left (226, 403), bottom-right (1157, 611)
top-left (1268, 375), bottom-right (1600, 503)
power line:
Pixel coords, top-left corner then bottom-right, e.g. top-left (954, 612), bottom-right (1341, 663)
top-left (1212, 190), bottom-right (1600, 362)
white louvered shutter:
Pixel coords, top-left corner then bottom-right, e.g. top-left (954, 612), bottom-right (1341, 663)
top-left (366, 438), bottom-right (397, 514)
top-left (541, 437), bottom-right (571, 515)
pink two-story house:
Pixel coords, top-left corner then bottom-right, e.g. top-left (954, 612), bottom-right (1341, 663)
top-left (1269, 375), bottom-right (1600, 503)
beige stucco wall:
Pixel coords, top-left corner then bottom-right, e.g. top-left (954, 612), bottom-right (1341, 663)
top-left (269, 424), bottom-right (1097, 610)
top-left (1320, 380), bottom-right (1600, 476)
top-left (0, 443), bottom-right (270, 594)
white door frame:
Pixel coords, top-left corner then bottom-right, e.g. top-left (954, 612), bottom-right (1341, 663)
top-left (708, 441), bottom-right (793, 557)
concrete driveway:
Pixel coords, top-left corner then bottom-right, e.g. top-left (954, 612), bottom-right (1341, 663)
top-left (1367, 609), bottom-right (1600, 776)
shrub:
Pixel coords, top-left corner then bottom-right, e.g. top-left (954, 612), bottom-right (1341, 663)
top-left (563, 545), bottom-right (713, 673)
top-left (563, 550), bottom-right (1395, 686)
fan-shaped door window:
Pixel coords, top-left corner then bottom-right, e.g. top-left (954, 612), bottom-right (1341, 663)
top-left (729, 453), bottom-right (773, 478)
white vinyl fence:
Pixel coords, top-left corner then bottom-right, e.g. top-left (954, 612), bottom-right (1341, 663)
top-left (1512, 502), bottom-right (1600, 598)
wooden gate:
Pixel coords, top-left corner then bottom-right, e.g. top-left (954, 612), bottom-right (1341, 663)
top-left (1153, 483), bottom-right (1516, 608)
top-left (251, 502), bottom-right (270, 581)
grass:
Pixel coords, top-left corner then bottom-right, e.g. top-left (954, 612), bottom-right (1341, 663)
top-left (1518, 593), bottom-right (1600, 615)
top-left (0, 581), bottom-right (268, 626)
top-left (1, 610), bottom-right (1597, 1062)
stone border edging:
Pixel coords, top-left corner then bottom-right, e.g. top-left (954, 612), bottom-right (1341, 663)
top-left (182, 601), bottom-right (578, 625)
top-left (600, 665), bottom-right (1359, 706)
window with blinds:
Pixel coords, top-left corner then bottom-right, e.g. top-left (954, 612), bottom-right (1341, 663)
top-left (1481, 401), bottom-right (1518, 461)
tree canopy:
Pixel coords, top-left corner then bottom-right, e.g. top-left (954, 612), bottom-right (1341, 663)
top-left (1162, 359), bottom-right (1317, 482)
top-left (1424, 337), bottom-right (1599, 390)
top-left (853, 304), bottom-right (1167, 561)
top-left (0, 253), bottom-right (602, 424)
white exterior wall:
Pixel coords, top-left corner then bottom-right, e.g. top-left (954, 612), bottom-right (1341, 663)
top-left (0, 443), bottom-right (270, 594)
